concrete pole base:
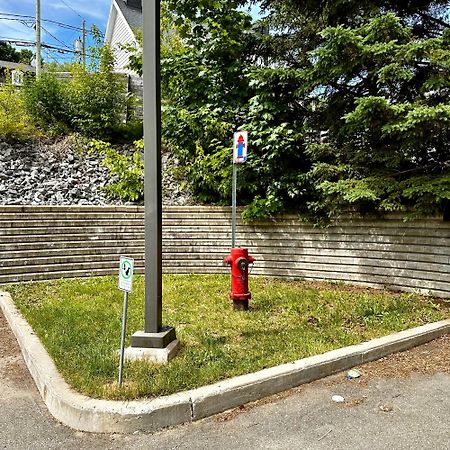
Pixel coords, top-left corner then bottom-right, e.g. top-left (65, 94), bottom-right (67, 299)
top-left (127, 327), bottom-right (178, 364)
top-left (124, 339), bottom-right (179, 364)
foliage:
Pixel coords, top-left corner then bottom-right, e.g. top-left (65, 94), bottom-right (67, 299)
top-left (143, 0), bottom-right (450, 222)
top-left (45, 61), bottom-right (77, 72)
top-left (8, 275), bottom-right (446, 399)
top-left (0, 82), bottom-right (37, 141)
top-left (160, 1), bottom-right (257, 204)
top-left (108, 121), bottom-right (143, 143)
top-left (124, 2), bottom-right (193, 77)
top-left (23, 73), bottom-right (68, 132)
top-left (89, 139), bottom-right (144, 201)
top-left (302, 14), bottom-right (450, 220)
top-left (64, 44), bottom-right (127, 137)
top-left (21, 36), bottom-right (127, 139)
top-left (0, 42), bottom-right (33, 64)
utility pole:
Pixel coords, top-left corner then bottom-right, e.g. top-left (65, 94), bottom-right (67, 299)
top-left (82, 20), bottom-right (86, 68)
top-left (129, 0), bottom-right (177, 360)
top-left (35, 0), bottom-right (42, 77)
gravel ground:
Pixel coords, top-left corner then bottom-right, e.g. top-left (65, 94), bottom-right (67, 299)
top-left (0, 138), bottom-right (194, 207)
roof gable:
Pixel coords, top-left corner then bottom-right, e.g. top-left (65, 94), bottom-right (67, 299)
top-left (106, 0), bottom-right (142, 43)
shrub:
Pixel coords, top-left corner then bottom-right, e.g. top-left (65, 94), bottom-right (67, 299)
top-left (22, 73), bottom-right (67, 131)
top-left (107, 121), bottom-right (143, 143)
top-left (22, 39), bottom-right (129, 139)
top-left (0, 83), bottom-right (37, 141)
top-left (89, 139), bottom-right (144, 201)
top-left (65, 47), bottom-right (127, 137)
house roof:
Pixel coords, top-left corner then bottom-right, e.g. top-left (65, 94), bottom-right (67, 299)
top-left (105, 0), bottom-right (142, 46)
top-left (115, 0), bottom-right (142, 33)
top-left (0, 59), bottom-right (35, 72)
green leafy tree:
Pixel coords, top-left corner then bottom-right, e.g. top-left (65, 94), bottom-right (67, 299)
top-left (0, 42), bottom-right (18, 62)
top-left (125, 0), bottom-right (450, 220)
top-left (301, 13), bottom-right (450, 220)
top-left (0, 43), bottom-right (33, 64)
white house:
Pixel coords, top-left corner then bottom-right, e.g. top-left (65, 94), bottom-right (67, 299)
top-left (105, 0), bottom-right (142, 73)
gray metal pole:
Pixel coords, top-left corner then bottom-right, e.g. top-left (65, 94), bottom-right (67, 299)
top-left (232, 163), bottom-right (237, 248)
top-left (143, 0), bottom-right (162, 334)
top-left (35, 0), bottom-right (42, 77)
top-left (118, 291), bottom-right (129, 386)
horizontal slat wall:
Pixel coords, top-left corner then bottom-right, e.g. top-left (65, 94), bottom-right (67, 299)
top-left (0, 206), bottom-right (449, 297)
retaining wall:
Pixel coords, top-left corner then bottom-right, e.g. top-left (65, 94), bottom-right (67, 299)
top-left (0, 206), bottom-right (449, 297)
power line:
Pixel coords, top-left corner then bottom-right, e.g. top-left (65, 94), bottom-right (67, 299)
top-left (41, 24), bottom-right (72, 50)
top-left (0, 12), bottom-right (103, 36)
top-left (0, 37), bottom-right (97, 57)
top-left (43, 48), bottom-right (75, 64)
top-left (0, 20), bottom-right (26, 35)
top-left (2, 17), bottom-right (73, 51)
top-left (57, 0), bottom-right (86, 21)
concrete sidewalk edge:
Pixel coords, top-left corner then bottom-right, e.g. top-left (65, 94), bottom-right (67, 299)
top-left (1, 291), bottom-right (449, 434)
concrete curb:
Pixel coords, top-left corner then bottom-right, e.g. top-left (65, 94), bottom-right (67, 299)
top-left (1, 290), bottom-right (449, 433)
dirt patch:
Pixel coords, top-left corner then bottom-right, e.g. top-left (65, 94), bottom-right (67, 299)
top-left (0, 311), bottom-right (31, 385)
top-left (295, 280), bottom-right (410, 297)
top-left (0, 312), bottom-right (21, 359)
top-left (358, 334), bottom-right (450, 381)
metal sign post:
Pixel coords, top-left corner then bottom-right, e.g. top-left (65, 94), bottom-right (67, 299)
top-left (232, 163), bottom-right (237, 248)
top-left (118, 256), bottom-right (134, 386)
top-left (232, 131), bottom-right (248, 248)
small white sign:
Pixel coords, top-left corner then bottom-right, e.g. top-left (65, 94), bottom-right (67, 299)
top-left (11, 70), bottom-right (24, 86)
top-left (119, 256), bottom-right (134, 292)
top-left (233, 131), bottom-right (248, 164)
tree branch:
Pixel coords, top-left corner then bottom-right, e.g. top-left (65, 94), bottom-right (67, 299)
top-left (418, 12), bottom-right (450, 30)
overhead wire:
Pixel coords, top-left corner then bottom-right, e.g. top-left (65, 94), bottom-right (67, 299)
top-left (0, 9), bottom-right (105, 64)
top-left (41, 25), bottom-right (73, 50)
top-left (0, 12), bottom-right (103, 36)
top-left (57, 0), bottom-right (86, 21)
top-left (0, 37), bottom-right (98, 58)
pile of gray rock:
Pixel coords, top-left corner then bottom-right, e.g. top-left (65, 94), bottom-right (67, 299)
top-left (0, 138), bottom-right (193, 206)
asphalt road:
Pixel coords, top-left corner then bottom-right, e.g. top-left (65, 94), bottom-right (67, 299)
top-left (1, 311), bottom-right (449, 450)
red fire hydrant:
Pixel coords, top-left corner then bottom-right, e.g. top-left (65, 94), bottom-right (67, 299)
top-left (224, 248), bottom-right (255, 311)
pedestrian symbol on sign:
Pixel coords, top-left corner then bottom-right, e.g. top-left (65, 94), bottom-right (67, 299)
top-left (119, 256), bottom-right (134, 292)
top-left (233, 131), bottom-right (248, 164)
top-left (237, 134), bottom-right (245, 158)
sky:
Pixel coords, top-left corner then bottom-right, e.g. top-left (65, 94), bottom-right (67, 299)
top-left (0, 1), bottom-right (263, 65)
top-left (0, 0), bottom-right (111, 64)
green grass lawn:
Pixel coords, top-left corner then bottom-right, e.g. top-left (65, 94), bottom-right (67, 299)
top-left (5, 275), bottom-right (449, 400)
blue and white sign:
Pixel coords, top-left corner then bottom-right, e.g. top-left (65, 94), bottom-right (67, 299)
top-left (233, 131), bottom-right (248, 164)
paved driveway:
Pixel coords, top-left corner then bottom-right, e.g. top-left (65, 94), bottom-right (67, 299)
top-left (1, 311), bottom-right (449, 450)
